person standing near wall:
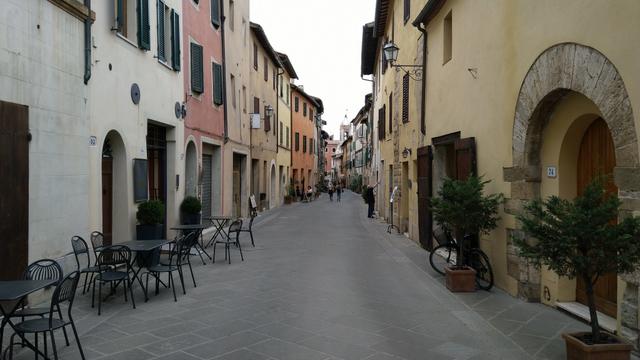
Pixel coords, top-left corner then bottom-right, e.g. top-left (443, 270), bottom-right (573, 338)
top-left (336, 185), bottom-right (342, 202)
top-left (365, 186), bottom-right (375, 218)
top-left (328, 183), bottom-right (334, 201)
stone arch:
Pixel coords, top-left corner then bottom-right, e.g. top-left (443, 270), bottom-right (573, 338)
top-left (102, 130), bottom-right (128, 244)
top-left (506, 43), bottom-right (640, 301)
top-left (184, 139), bottom-right (198, 197)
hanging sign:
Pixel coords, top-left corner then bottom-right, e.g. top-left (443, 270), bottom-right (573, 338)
top-left (251, 113), bottom-right (261, 129)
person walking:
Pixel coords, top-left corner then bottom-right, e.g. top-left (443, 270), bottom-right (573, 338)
top-left (336, 185), bottom-right (342, 202)
top-left (328, 183), bottom-right (334, 201)
top-left (365, 186), bottom-right (375, 218)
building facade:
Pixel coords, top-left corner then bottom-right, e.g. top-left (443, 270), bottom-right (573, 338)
top-left (276, 52), bottom-right (297, 205)
top-left (291, 85), bottom-right (320, 194)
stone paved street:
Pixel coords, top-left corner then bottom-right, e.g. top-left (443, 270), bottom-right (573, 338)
top-left (7, 191), bottom-right (632, 360)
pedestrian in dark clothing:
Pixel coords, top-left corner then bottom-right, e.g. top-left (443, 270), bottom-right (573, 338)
top-left (336, 186), bottom-right (342, 202)
top-left (328, 184), bottom-right (334, 201)
top-left (296, 186), bottom-right (302, 201)
top-left (366, 186), bottom-right (375, 218)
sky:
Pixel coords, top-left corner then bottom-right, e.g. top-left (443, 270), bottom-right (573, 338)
top-left (250, 0), bottom-right (375, 139)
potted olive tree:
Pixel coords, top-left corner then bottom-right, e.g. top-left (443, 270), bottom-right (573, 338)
top-left (430, 176), bottom-right (503, 292)
top-left (180, 196), bottom-right (202, 225)
top-left (516, 180), bottom-right (640, 359)
top-left (136, 199), bottom-right (164, 240)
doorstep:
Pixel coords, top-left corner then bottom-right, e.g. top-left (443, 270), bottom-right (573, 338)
top-left (557, 301), bottom-right (617, 333)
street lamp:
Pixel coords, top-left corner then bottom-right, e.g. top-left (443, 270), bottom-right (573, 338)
top-left (382, 41), bottom-right (423, 81)
top-left (265, 105), bottom-right (274, 118)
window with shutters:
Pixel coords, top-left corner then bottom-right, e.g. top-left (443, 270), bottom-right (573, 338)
top-left (115, 0), bottom-right (149, 50)
top-left (242, 86), bottom-right (247, 113)
top-left (279, 74), bottom-right (283, 97)
top-left (303, 102), bottom-right (307, 117)
top-left (170, 10), bottom-right (180, 70)
top-left (211, 0), bottom-right (220, 28)
top-left (388, 92), bottom-right (393, 134)
top-left (378, 106), bottom-right (386, 140)
top-left (309, 109), bottom-right (313, 121)
top-left (286, 127), bottom-right (290, 148)
top-left (402, 73), bottom-right (409, 123)
top-left (264, 106), bottom-right (271, 132)
top-left (403, 0), bottom-right (410, 24)
top-left (263, 56), bottom-right (268, 81)
top-left (303, 136), bottom-right (307, 153)
top-left (212, 62), bottom-right (224, 106)
top-left (253, 97), bottom-right (260, 115)
top-left (279, 122), bottom-right (283, 145)
top-left (253, 43), bottom-right (258, 70)
top-left (190, 42), bottom-right (204, 94)
top-left (295, 132), bottom-right (300, 151)
top-left (230, 74), bottom-right (236, 108)
top-left (273, 68), bottom-right (277, 91)
top-left (156, 1), bottom-right (173, 66)
top-left (294, 97), bottom-right (299, 112)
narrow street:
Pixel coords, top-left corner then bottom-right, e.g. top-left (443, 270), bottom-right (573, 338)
top-left (38, 192), bottom-right (596, 360)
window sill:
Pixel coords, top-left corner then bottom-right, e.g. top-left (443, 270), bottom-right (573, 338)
top-left (116, 33), bottom-right (139, 49)
top-left (157, 59), bottom-right (174, 71)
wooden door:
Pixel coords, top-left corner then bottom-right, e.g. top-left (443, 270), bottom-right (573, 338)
top-left (0, 101), bottom-right (29, 280)
top-left (417, 146), bottom-right (433, 250)
top-left (202, 154), bottom-right (212, 218)
top-left (575, 118), bottom-right (618, 317)
top-left (101, 158), bottom-right (113, 246)
top-left (454, 137), bottom-right (477, 181)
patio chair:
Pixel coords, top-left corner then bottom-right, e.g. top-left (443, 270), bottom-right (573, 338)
top-left (213, 219), bottom-right (244, 264)
top-left (92, 245), bottom-right (136, 316)
top-left (71, 236), bottom-right (102, 294)
top-left (90, 231), bottom-right (106, 260)
top-left (175, 230), bottom-right (199, 288)
top-left (239, 209), bottom-right (257, 247)
top-left (142, 236), bottom-right (191, 302)
top-left (8, 271), bottom-right (86, 360)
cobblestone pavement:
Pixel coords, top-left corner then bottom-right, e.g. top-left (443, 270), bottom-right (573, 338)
top-left (6, 191), bottom-right (636, 360)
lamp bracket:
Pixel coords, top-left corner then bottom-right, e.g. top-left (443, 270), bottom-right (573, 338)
top-left (391, 63), bottom-right (423, 81)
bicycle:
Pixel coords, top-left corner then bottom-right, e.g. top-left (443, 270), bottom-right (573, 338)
top-left (429, 227), bottom-right (494, 291)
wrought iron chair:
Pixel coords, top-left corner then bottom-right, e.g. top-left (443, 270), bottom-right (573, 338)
top-left (143, 234), bottom-right (193, 302)
top-left (92, 245), bottom-right (136, 316)
top-left (8, 271), bottom-right (85, 360)
top-left (175, 230), bottom-right (199, 288)
top-left (238, 209), bottom-right (257, 247)
top-left (213, 219), bottom-right (244, 264)
top-left (90, 231), bottom-right (106, 261)
top-left (71, 236), bottom-right (102, 295)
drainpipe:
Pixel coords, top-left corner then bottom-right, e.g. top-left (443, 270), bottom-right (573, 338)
top-left (414, 22), bottom-right (427, 135)
top-left (83, 0), bottom-right (92, 84)
top-left (221, 2), bottom-right (229, 143)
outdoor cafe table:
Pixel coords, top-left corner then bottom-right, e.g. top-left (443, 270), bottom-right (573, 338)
top-left (0, 279), bottom-right (57, 359)
top-left (205, 216), bottom-right (233, 248)
top-left (170, 224), bottom-right (210, 263)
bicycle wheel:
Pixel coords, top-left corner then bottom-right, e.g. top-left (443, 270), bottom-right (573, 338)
top-left (429, 244), bottom-right (458, 276)
top-left (470, 249), bottom-right (494, 290)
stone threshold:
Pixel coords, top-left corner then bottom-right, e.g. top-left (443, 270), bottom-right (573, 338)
top-left (557, 301), bottom-right (617, 333)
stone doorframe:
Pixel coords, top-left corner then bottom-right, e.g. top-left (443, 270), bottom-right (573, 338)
top-left (503, 43), bottom-right (640, 341)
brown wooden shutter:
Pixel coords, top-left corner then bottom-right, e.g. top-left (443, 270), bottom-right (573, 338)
top-left (253, 43), bottom-right (258, 70)
top-left (388, 92), bottom-right (393, 134)
top-left (402, 73), bottom-right (409, 123)
top-left (254, 97), bottom-right (260, 114)
top-left (454, 137), bottom-right (477, 180)
top-left (264, 56), bottom-right (268, 81)
top-left (264, 106), bottom-right (271, 132)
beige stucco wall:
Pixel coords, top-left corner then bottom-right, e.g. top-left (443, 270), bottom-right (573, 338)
top-left (89, 0), bottom-right (185, 242)
top-left (276, 71), bottom-right (292, 205)
top-left (422, 0), bottom-right (640, 301)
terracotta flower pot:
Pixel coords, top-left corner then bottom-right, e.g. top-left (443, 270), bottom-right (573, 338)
top-left (445, 266), bottom-right (476, 292)
top-left (563, 332), bottom-right (632, 360)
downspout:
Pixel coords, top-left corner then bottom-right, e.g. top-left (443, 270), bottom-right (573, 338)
top-left (221, 2), bottom-right (229, 143)
top-left (414, 22), bottom-right (427, 135)
top-left (83, 0), bottom-right (92, 84)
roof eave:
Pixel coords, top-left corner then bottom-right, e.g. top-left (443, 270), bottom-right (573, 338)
top-left (413, 0), bottom-right (447, 26)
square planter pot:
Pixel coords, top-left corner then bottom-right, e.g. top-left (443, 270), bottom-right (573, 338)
top-left (445, 266), bottom-right (476, 292)
top-left (563, 332), bottom-right (632, 360)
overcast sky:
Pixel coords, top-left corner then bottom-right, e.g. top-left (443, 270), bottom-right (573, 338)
top-left (250, 0), bottom-right (375, 138)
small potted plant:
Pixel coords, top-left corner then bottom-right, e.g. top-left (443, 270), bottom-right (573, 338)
top-left (180, 196), bottom-right (202, 225)
top-left (430, 176), bottom-right (503, 292)
top-left (136, 200), bottom-right (164, 240)
top-left (516, 179), bottom-right (640, 360)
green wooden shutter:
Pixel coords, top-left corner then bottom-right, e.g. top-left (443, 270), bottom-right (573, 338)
top-left (213, 63), bottom-right (223, 105)
top-left (211, 0), bottom-right (220, 28)
top-left (190, 43), bottom-right (204, 93)
top-left (116, 0), bottom-right (124, 32)
top-left (170, 10), bottom-right (181, 71)
top-left (156, 0), bottom-right (165, 61)
top-left (137, 0), bottom-right (151, 50)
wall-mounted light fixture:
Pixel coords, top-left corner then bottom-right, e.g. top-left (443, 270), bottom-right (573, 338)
top-left (383, 41), bottom-right (423, 81)
top-left (402, 147), bottom-right (412, 158)
top-left (265, 105), bottom-right (274, 119)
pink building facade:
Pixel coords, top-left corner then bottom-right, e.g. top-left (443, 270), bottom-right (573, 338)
top-left (182, 0), bottom-right (226, 217)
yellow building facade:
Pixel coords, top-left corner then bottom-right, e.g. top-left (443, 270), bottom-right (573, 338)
top-left (410, 0), bottom-right (640, 345)
top-left (276, 53), bottom-right (297, 205)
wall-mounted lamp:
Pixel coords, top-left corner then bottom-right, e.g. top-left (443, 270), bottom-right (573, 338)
top-left (265, 105), bottom-right (274, 118)
top-left (383, 41), bottom-right (423, 81)
top-left (402, 147), bottom-right (412, 158)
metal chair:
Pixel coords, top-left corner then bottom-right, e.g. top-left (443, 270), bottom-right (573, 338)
top-left (239, 209), bottom-right (257, 247)
top-left (8, 271), bottom-right (85, 360)
top-left (213, 219), bottom-right (244, 264)
top-left (143, 235), bottom-right (191, 302)
top-left (90, 231), bottom-right (106, 261)
top-left (175, 231), bottom-right (199, 288)
top-left (71, 236), bottom-right (102, 295)
top-left (92, 245), bottom-right (136, 316)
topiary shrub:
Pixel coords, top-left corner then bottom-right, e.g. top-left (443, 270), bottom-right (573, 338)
top-left (136, 200), bottom-right (164, 225)
top-left (180, 196), bottom-right (202, 215)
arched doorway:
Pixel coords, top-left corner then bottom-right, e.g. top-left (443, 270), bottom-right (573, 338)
top-left (185, 141), bottom-right (198, 197)
top-left (575, 118), bottom-right (617, 317)
top-left (102, 131), bottom-right (126, 245)
top-left (270, 164), bottom-right (276, 208)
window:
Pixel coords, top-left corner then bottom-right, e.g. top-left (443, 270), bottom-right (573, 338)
top-left (286, 127), bottom-right (290, 148)
top-left (190, 42), bottom-right (204, 93)
top-left (402, 73), bottom-right (409, 123)
top-left (273, 68), bottom-right (277, 91)
top-left (230, 74), bottom-right (236, 108)
top-left (378, 106), bottom-right (386, 140)
top-left (263, 56), bottom-right (268, 81)
top-left (115, 0), bottom-right (150, 50)
top-left (157, 2), bottom-right (180, 70)
top-left (211, 0), bottom-right (220, 28)
top-left (279, 75), bottom-right (283, 97)
top-left (295, 132), bottom-right (300, 151)
top-left (332, 148), bottom-right (336, 153)
top-left (381, 36), bottom-right (388, 75)
top-left (294, 97), bottom-right (299, 112)
top-left (253, 97), bottom-right (260, 114)
top-left (242, 86), bottom-right (247, 113)
top-left (286, 85), bottom-right (290, 105)
top-left (264, 105), bottom-right (271, 132)
top-left (309, 109), bottom-right (313, 121)
top-left (303, 136), bottom-right (307, 153)
top-left (403, 0), bottom-right (410, 24)
top-left (253, 43), bottom-right (258, 70)
top-left (444, 11), bottom-right (452, 64)
top-left (213, 62), bottom-right (224, 106)
top-left (388, 92), bottom-right (393, 134)
top-left (279, 122), bottom-right (283, 144)
top-left (229, 0), bottom-right (235, 31)
top-left (303, 102), bottom-right (307, 117)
